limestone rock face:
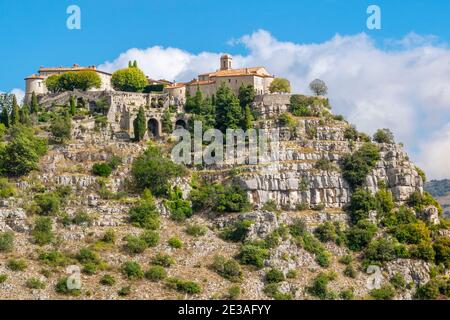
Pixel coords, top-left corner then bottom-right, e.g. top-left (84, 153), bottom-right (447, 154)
top-left (0, 208), bottom-right (28, 233)
top-left (417, 205), bottom-right (440, 225)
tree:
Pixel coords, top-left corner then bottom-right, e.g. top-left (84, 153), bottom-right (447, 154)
top-left (131, 144), bottom-right (186, 196)
top-left (45, 75), bottom-right (62, 93)
top-left (10, 95), bottom-right (20, 126)
top-left (30, 91), bottom-right (39, 114)
top-left (0, 125), bottom-right (47, 177)
top-left (133, 106), bottom-right (146, 142)
top-left (0, 107), bottom-right (9, 128)
top-left (133, 60), bottom-right (138, 68)
top-left (238, 85), bottom-right (256, 108)
top-left (242, 105), bottom-right (253, 130)
top-left (309, 79), bottom-right (328, 96)
top-left (50, 114), bottom-right (72, 143)
top-left (215, 83), bottom-right (243, 132)
top-left (69, 96), bottom-right (76, 116)
top-left (161, 109), bottom-right (173, 134)
top-left (269, 78), bottom-right (291, 93)
top-left (373, 128), bottom-right (395, 144)
top-left (111, 67), bottom-right (148, 92)
top-left (50, 71), bottom-right (101, 92)
top-left (19, 104), bottom-right (30, 125)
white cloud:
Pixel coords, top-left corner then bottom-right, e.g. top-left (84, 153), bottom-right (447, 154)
top-left (10, 88), bottom-right (25, 104)
top-left (99, 30), bottom-right (450, 179)
top-left (0, 88), bottom-right (25, 105)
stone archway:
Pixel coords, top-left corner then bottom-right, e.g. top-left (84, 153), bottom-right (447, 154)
top-left (148, 118), bottom-right (160, 137)
top-left (175, 119), bottom-right (187, 130)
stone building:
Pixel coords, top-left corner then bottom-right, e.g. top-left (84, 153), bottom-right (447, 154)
top-left (25, 64), bottom-right (113, 103)
top-left (185, 54), bottom-right (275, 97)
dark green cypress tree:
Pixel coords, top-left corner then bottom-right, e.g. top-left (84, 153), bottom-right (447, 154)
top-left (20, 103), bottom-right (31, 125)
top-left (215, 83), bottom-right (242, 132)
top-left (0, 107), bottom-right (9, 128)
top-left (133, 60), bottom-right (138, 68)
top-left (10, 95), bottom-right (20, 126)
top-left (242, 105), bottom-right (254, 130)
top-left (133, 106), bottom-right (146, 141)
top-left (30, 91), bottom-right (39, 114)
top-left (69, 95), bottom-right (76, 116)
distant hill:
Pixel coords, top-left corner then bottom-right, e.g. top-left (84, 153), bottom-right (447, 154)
top-left (425, 179), bottom-right (450, 217)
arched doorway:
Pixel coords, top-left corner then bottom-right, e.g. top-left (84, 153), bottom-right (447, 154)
top-left (148, 118), bottom-right (160, 137)
top-left (175, 119), bottom-right (187, 130)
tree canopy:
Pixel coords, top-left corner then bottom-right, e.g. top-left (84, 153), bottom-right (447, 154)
top-left (269, 78), bottom-right (291, 93)
top-left (111, 67), bottom-right (148, 92)
top-left (45, 71), bottom-right (101, 92)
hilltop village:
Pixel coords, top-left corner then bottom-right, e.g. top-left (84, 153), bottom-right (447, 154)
top-left (0, 54), bottom-right (448, 300)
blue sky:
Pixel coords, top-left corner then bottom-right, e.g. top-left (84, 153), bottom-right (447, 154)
top-left (1, 0), bottom-right (450, 90)
top-left (1, 0), bottom-right (450, 179)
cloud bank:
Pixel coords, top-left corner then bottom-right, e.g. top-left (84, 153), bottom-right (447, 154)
top-left (100, 30), bottom-right (450, 179)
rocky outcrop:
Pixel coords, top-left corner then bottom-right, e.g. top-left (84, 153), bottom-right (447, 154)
top-left (0, 207), bottom-right (28, 232)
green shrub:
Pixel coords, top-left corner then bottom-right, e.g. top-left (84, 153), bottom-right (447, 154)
top-left (32, 216), bottom-right (54, 245)
top-left (345, 220), bottom-right (377, 251)
top-left (261, 199), bottom-right (278, 212)
top-left (211, 255), bottom-right (243, 282)
top-left (72, 211), bottom-right (93, 226)
top-left (140, 230), bottom-right (160, 247)
top-left (7, 258), bottom-right (27, 271)
top-left (346, 188), bottom-right (378, 223)
top-left (314, 158), bottom-right (336, 171)
top-left (55, 277), bottom-right (81, 296)
top-left (278, 113), bottom-right (297, 128)
top-left (185, 223), bottom-right (207, 237)
top-left (364, 238), bottom-right (397, 262)
top-left (290, 95), bottom-right (324, 117)
top-left (102, 229), bottom-right (116, 244)
top-left (415, 280), bottom-right (441, 300)
top-left (0, 274), bottom-right (7, 283)
top-left (190, 181), bottom-right (249, 214)
top-left (144, 266), bottom-right (167, 282)
top-left (50, 115), bottom-right (71, 143)
top-left (26, 278), bottom-right (45, 289)
top-left (152, 253), bottom-right (175, 267)
top-left (410, 241), bottom-right (435, 261)
top-left (373, 128), bottom-right (394, 144)
top-left (390, 273), bottom-right (407, 290)
top-left (0, 125), bottom-right (47, 177)
top-left (236, 244), bottom-right (269, 269)
top-left (307, 272), bottom-right (336, 300)
top-left (375, 188), bottom-right (395, 215)
top-left (294, 231), bottom-right (331, 267)
top-left (339, 288), bottom-right (355, 300)
top-left (0, 178), bottom-right (16, 198)
top-left (221, 219), bottom-right (254, 242)
top-left (369, 284), bottom-right (396, 300)
top-left (124, 235), bottom-right (148, 254)
top-left (392, 221), bottom-right (431, 245)
top-left (33, 192), bottom-right (61, 215)
top-left (314, 222), bottom-right (338, 243)
top-left (107, 155), bottom-right (122, 170)
top-left (263, 283), bottom-right (293, 300)
top-left (0, 232), bottom-right (14, 252)
top-left (286, 270), bottom-right (297, 279)
top-left (341, 143), bottom-right (380, 189)
top-left (407, 191), bottom-right (443, 216)
top-left (92, 163), bottom-right (113, 177)
top-left (168, 236), bottom-right (183, 249)
top-left (118, 286), bottom-right (131, 297)
top-left (433, 236), bottom-right (450, 267)
top-left (344, 126), bottom-right (358, 141)
top-left (131, 145), bottom-right (187, 196)
top-left (265, 269), bottom-right (285, 284)
top-left (227, 285), bottom-right (241, 300)
top-left (164, 187), bottom-right (193, 221)
top-left (339, 254), bottom-right (353, 265)
top-left (382, 206), bottom-right (416, 227)
top-left (38, 250), bottom-right (72, 267)
top-left (100, 274), bottom-right (116, 286)
top-left (344, 264), bottom-right (357, 278)
top-left (129, 190), bottom-right (160, 229)
top-left (76, 248), bottom-right (104, 274)
top-left (165, 277), bottom-right (202, 294)
top-left (289, 218), bottom-right (307, 237)
top-left (121, 261), bottom-right (144, 279)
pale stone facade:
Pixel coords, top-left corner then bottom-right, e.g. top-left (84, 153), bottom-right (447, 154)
top-left (24, 64), bottom-right (113, 103)
top-left (185, 54), bottom-right (275, 97)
